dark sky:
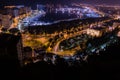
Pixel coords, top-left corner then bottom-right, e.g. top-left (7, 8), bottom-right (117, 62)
top-left (0, 0), bottom-right (120, 8)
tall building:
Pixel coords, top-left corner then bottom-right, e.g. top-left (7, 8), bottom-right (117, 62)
top-left (0, 14), bottom-right (12, 28)
top-left (4, 5), bottom-right (31, 17)
top-left (23, 46), bottom-right (33, 65)
top-left (0, 19), bottom-right (2, 28)
top-left (16, 33), bottom-right (24, 66)
top-left (0, 33), bottom-right (24, 67)
top-left (23, 46), bottom-right (33, 59)
top-left (0, 5), bottom-right (31, 29)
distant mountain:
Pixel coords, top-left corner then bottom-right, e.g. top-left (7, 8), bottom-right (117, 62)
top-left (78, 0), bottom-right (120, 5)
top-left (0, 0), bottom-right (120, 9)
top-left (1, 0), bottom-right (120, 5)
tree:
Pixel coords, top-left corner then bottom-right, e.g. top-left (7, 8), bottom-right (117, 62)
top-left (9, 28), bottom-right (20, 34)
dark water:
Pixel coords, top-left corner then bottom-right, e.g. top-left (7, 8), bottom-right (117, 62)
top-left (38, 12), bottom-right (79, 23)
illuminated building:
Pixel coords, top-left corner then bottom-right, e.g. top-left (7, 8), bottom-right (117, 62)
top-left (0, 5), bottom-right (31, 29)
top-left (0, 19), bottom-right (2, 28)
top-left (4, 5), bottom-right (31, 17)
top-left (0, 14), bottom-right (12, 28)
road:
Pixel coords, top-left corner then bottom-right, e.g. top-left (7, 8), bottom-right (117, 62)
top-left (49, 18), bottom-right (118, 56)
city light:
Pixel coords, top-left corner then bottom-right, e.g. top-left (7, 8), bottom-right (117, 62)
top-left (0, 1), bottom-right (120, 79)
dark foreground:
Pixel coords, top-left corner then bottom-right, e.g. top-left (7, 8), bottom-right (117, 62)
top-left (1, 39), bottom-right (120, 80)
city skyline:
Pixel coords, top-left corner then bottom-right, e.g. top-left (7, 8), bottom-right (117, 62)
top-left (1, 0), bottom-right (120, 9)
top-left (1, 2), bottom-right (120, 65)
top-left (1, 0), bottom-right (120, 6)
top-left (0, 1), bottom-right (120, 79)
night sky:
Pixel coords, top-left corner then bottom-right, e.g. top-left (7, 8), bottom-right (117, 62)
top-left (0, 0), bottom-right (120, 8)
